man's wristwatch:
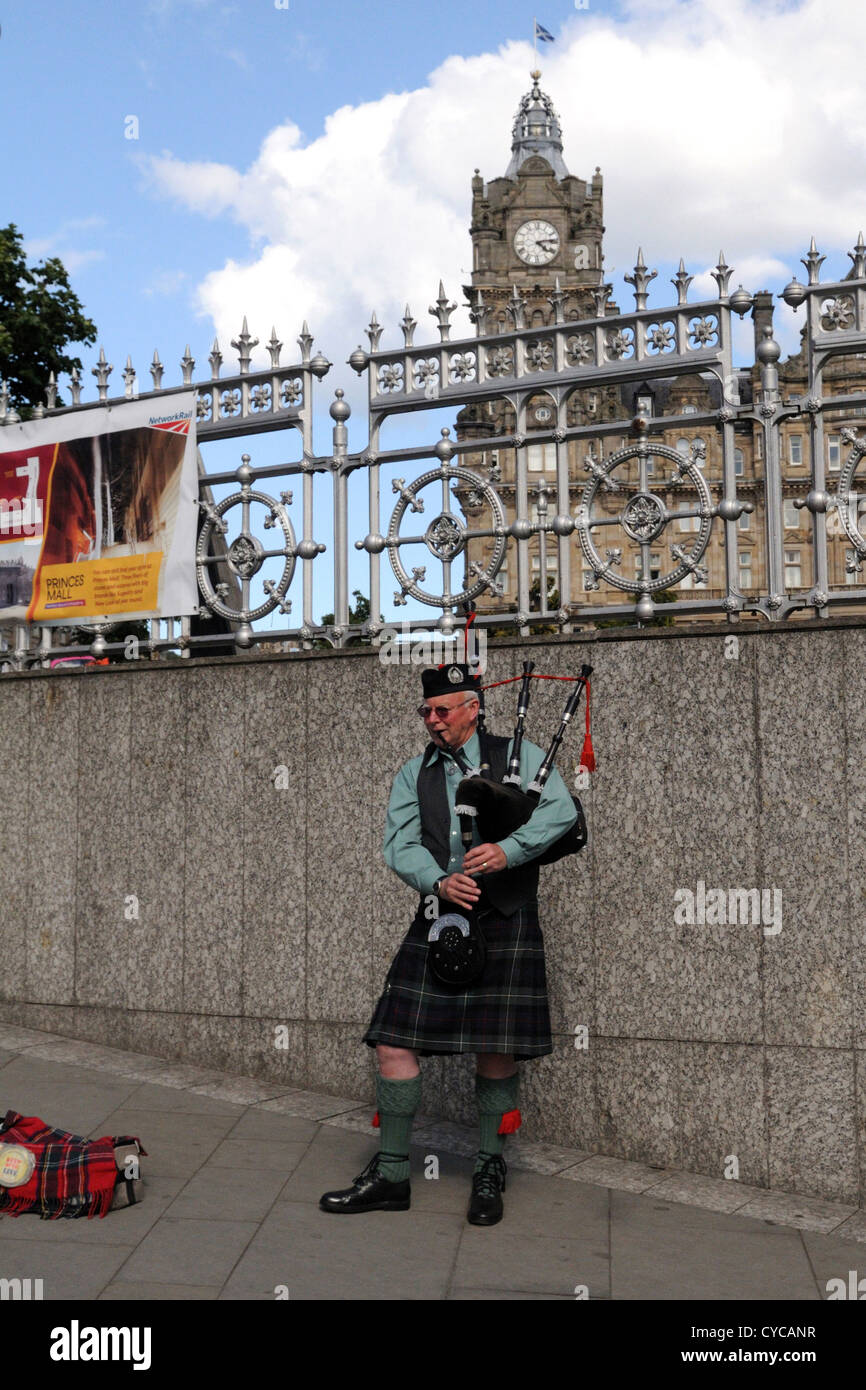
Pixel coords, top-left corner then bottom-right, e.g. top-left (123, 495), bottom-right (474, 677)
top-left (433, 877), bottom-right (445, 897)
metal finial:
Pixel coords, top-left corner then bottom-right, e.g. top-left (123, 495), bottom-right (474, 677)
top-left (231, 318), bottom-right (258, 376)
top-left (45, 371), bottom-right (57, 411)
top-left (150, 350), bottom-right (164, 389)
top-left (730, 284), bottom-right (755, 316)
top-left (70, 366), bottom-right (82, 405)
top-left (400, 304), bottom-right (417, 348)
top-left (0, 379), bottom-right (7, 424)
top-left (92, 346), bottom-right (113, 401)
top-left (591, 282), bottom-right (612, 317)
top-left (849, 232), bottom-right (866, 280)
top-left (297, 320), bottom-right (314, 363)
top-left (547, 276), bottom-right (566, 324)
top-left (267, 327), bottom-right (282, 368)
top-left (625, 248), bottom-right (657, 310)
top-left (428, 281), bottom-right (457, 341)
top-left (180, 344), bottom-right (195, 384)
top-left (208, 338), bottom-right (223, 379)
top-left (506, 283), bottom-right (526, 331)
top-left (366, 312), bottom-right (383, 351)
top-left (802, 237), bottom-right (825, 286)
top-left (711, 252), bottom-right (733, 298)
top-left (467, 288), bottom-right (490, 336)
top-left (672, 258), bottom-right (693, 305)
top-left (123, 355), bottom-right (136, 399)
top-left (309, 351), bottom-right (331, 379)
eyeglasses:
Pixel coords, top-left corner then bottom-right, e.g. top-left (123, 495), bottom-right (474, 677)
top-left (416, 698), bottom-right (476, 720)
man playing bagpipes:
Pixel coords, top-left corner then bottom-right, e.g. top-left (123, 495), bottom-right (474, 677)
top-left (319, 656), bottom-right (593, 1227)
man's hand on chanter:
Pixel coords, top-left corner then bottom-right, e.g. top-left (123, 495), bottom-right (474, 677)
top-left (462, 843), bottom-right (507, 876)
top-left (439, 872), bottom-right (482, 910)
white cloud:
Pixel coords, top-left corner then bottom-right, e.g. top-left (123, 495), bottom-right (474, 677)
top-left (24, 218), bottom-right (106, 275)
top-left (143, 0), bottom-right (866, 375)
top-left (142, 269), bottom-right (190, 298)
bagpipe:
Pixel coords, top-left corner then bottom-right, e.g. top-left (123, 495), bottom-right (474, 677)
top-left (427, 653), bottom-right (594, 987)
top-left (455, 659), bottom-right (593, 866)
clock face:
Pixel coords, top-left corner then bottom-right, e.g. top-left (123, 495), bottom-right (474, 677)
top-left (514, 220), bottom-right (560, 266)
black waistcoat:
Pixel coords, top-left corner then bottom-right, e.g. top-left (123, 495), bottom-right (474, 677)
top-left (415, 734), bottom-right (540, 918)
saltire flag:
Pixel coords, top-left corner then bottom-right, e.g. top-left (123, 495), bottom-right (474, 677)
top-left (535, 22), bottom-right (555, 42)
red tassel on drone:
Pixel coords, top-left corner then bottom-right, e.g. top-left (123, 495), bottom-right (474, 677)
top-left (498, 1108), bottom-right (522, 1135)
top-left (579, 678), bottom-right (596, 773)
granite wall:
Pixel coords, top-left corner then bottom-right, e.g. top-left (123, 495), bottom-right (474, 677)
top-left (1, 619), bottom-right (864, 1206)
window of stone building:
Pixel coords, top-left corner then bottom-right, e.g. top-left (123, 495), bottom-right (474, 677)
top-left (693, 436), bottom-right (706, 464)
top-left (678, 513), bottom-right (700, 531)
top-left (679, 571), bottom-right (707, 589)
top-left (676, 438), bottom-right (690, 456)
top-left (783, 500), bottom-right (800, 528)
top-left (530, 555), bottom-right (558, 595)
top-left (828, 435), bottom-right (841, 471)
top-left (734, 448), bottom-right (744, 476)
top-left (789, 435), bottom-right (803, 466)
top-left (582, 568), bottom-right (595, 590)
top-left (755, 433), bottom-right (763, 459)
top-left (681, 404), bottom-right (698, 415)
top-left (636, 394), bottom-right (653, 416)
top-left (784, 549), bottom-right (802, 587)
top-left (635, 552), bottom-right (662, 581)
top-left (739, 551), bottom-right (753, 588)
top-left (527, 442), bottom-right (556, 472)
top-left (738, 510), bottom-right (750, 530)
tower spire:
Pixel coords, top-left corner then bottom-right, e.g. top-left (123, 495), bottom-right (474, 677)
top-left (505, 71), bottom-right (569, 179)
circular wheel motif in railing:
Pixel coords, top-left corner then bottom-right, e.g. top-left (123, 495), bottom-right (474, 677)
top-left (835, 429), bottom-right (866, 575)
top-left (196, 456), bottom-right (320, 623)
top-left (378, 464), bottom-right (507, 608)
top-left (576, 439), bottom-right (714, 595)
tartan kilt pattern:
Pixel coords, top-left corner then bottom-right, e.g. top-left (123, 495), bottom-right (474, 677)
top-left (362, 900), bottom-right (553, 1059)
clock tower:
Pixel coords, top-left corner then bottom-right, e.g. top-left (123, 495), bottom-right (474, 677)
top-left (456, 72), bottom-right (617, 614)
top-left (464, 70), bottom-right (607, 328)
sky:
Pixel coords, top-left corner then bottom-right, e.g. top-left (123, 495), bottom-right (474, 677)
top-left (2, 0), bottom-right (866, 629)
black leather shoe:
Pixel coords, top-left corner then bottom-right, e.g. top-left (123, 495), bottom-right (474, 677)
top-left (467, 1153), bottom-right (507, 1226)
top-left (319, 1153), bottom-right (411, 1214)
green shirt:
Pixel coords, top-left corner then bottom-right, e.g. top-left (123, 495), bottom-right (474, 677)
top-left (383, 730), bottom-right (578, 896)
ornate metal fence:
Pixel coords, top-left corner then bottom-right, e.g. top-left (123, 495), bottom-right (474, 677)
top-left (3, 236), bottom-right (866, 667)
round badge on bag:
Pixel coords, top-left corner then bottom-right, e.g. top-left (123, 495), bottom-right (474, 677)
top-left (427, 912), bottom-right (486, 986)
top-left (0, 1143), bottom-right (36, 1187)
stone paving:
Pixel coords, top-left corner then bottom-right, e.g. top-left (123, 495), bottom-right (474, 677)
top-left (0, 1024), bottom-right (863, 1301)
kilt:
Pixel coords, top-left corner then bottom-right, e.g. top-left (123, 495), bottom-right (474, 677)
top-left (362, 899), bottom-right (553, 1060)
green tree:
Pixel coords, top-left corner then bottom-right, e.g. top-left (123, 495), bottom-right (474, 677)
top-left (0, 223), bottom-right (97, 417)
top-left (318, 589), bottom-right (379, 645)
top-left (63, 619), bottom-right (152, 664)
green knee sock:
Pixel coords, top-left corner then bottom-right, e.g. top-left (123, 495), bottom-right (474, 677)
top-left (375, 1074), bottom-right (421, 1182)
top-left (474, 1072), bottom-right (520, 1174)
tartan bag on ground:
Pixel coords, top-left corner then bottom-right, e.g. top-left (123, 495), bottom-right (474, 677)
top-left (0, 1110), bottom-right (148, 1219)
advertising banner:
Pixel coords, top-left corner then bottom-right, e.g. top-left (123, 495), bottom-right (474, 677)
top-left (0, 393), bottom-right (198, 624)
